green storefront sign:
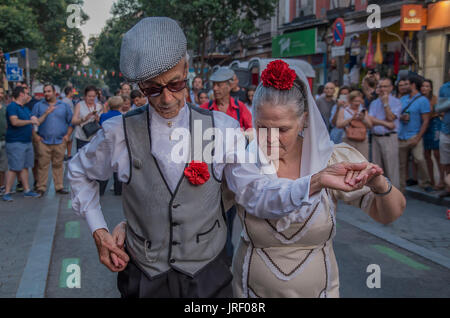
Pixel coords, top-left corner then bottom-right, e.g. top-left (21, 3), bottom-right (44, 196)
top-left (272, 28), bottom-right (317, 58)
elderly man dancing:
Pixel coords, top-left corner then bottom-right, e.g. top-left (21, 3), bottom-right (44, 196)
top-left (69, 17), bottom-right (380, 298)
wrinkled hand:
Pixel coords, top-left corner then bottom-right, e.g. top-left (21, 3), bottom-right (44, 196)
top-left (112, 222), bottom-right (127, 251)
top-left (352, 162), bottom-right (384, 190)
top-left (111, 222), bottom-right (128, 270)
top-left (93, 228), bottom-right (129, 272)
top-left (319, 162), bottom-right (379, 192)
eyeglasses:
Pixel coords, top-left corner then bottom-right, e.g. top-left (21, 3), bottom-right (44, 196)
top-left (139, 79), bottom-right (187, 97)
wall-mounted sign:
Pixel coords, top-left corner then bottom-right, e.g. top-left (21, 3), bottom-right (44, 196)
top-left (332, 46), bottom-right (346, 57)
top-left (272, 28), bottom-right (317, 58)
top-left (427, 1), bottom-right (450, 30)
top-left (401, 4), bottom-right (426, 31)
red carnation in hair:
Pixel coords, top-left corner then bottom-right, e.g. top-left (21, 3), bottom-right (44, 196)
top-left (261, 60), bottom-right (296, 90)
top-left (184, 161), bottom-right (210, 185)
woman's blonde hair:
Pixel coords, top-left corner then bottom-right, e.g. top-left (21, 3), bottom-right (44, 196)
top-left (348, 90), bottom-right (362, 103)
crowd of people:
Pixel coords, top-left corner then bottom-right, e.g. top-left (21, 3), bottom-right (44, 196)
top-left (315, 71), bottom-right (450, 197)
top-left (1, 67), bottom-right (449, 204)
top-left (0, 80), bottom-right (156, 202)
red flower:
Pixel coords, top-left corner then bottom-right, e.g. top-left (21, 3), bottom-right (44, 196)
top-left (261, 60), bottom-right (297, 90)
top-left (184, 161), bottom-right (210, 185)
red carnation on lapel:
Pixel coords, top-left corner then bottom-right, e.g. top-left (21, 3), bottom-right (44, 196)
top-left (184, 161), bottom-right (210, 185)
top-left (261, 60), bottom-right (296, 90)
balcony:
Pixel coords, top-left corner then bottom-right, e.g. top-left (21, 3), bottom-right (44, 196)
top-left (326, 6), bottom-right (355, 20)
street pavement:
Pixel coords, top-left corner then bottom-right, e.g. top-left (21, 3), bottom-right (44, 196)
top-left (0, 163), bottom-right (449, 298)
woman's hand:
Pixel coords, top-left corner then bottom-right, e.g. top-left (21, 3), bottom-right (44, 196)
top-left (310, 162), bottom-right (380, 195)
top-left (109, 221), bottom-right (128, 271)
top-left (93, 228), bottom-right (129, 272)
top-left (112, 221), bottom-right (127, 251)
top-left (353, 163), bottom-right (385, 191)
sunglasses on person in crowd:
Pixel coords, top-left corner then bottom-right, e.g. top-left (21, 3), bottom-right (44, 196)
top-left (139, 79), bottom-right (187, 97)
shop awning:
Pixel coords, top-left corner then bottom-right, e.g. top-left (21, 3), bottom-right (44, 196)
top-left (346, 16), bottom-right (401, 35)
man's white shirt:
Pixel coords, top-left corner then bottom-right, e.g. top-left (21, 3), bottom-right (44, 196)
top-left (68, 104), bottom-right (316, 234)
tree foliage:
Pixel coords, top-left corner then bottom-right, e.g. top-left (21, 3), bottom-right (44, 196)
top-left (91, 0), bottom-right (278, 83)
top-left (90, 0), bottom-right (141, 92)
top-left (0, 0), bottom-right (89, 88)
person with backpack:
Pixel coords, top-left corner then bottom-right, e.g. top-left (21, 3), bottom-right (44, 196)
top-left (199, 67), bottom-right (253, 130)
top-left (336, 90), bottom-right (373, 160)
top-left (398, 75), bottom-right (432, 193)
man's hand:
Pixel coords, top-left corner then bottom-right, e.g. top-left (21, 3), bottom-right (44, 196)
top-left (400, 113), bottom-right (410, 123)
top-left (46, 104), bottom-right (56, 115)
top-left (409, 135), bottom-right (420, 147)
top-left (63, 134), bottom-right (70, 143)
top-left (112, 221), bottom-right (127, 251)
top-left (30, 116), bottom-right (39, 126)
top-left (111, 222), bottom-right (129, 271)
top-left (381, 92), bottom-right (389, 106)
top-left (93, 228), bottom-right (129, 272)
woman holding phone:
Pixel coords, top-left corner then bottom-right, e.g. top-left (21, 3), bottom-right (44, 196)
top-left (72, 85), bottom-right (103, 151)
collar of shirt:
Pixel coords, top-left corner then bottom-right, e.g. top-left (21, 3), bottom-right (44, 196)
top-left (403, 92), bottom-right (422, 103)
top-left (210, 97), bottom-right (239, 111)
top-left (148, 103), bottom-right (189, 129)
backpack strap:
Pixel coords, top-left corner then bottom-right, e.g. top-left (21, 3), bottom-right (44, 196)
top-left (208, 100), bottom-right (214, 111)
top-left (234, 98), bottom-right (240, 123)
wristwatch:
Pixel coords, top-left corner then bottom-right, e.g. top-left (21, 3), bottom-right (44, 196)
top-left (383, 104), bottom-right (390, 108)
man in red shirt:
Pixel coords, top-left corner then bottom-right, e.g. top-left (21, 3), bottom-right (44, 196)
top-left (200, 67), bottom-right (252, 130)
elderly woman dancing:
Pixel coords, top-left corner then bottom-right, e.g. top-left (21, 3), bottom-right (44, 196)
top-left (229, 60), bottom-right (405, 298)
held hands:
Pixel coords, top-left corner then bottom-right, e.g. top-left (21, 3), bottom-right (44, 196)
top-left (93, 228), bottom-right (129, 272)
top-left (314, 162), bottom-right (383, 193)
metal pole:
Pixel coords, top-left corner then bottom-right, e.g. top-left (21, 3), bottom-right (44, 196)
top-left (26, 48), bottom-right (30, 87)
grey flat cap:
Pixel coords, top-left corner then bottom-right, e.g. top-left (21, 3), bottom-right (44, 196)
top-left (120, 17), bottom-right (187, 83)
top-left (210, 67), bottom-right (235, 82)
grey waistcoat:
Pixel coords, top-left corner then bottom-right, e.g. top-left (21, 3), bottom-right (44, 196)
top-left (122, 104), bottom-right (227, 278)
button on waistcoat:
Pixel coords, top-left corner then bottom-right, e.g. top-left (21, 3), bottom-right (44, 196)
top-left (122, 105), bottom-right (227, 278)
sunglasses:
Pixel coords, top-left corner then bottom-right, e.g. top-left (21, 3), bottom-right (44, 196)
top-left (139, 79), bottom-right (187, 97)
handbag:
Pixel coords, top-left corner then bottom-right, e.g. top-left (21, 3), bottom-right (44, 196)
top-left (82, 120), bottom-right (101, 138)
